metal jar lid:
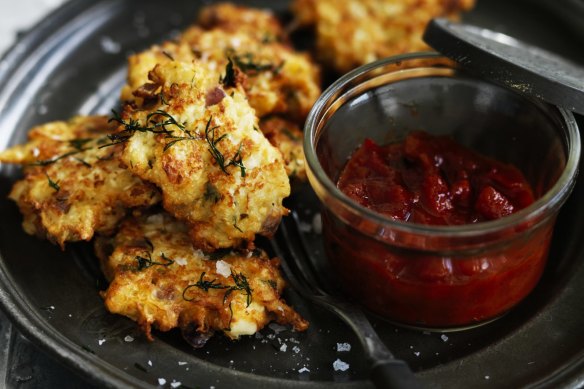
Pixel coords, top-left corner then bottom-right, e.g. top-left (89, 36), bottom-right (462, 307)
top-left (423, 18), bottom-right (584, 115)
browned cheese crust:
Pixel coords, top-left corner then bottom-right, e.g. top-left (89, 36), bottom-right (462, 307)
top-left (95, 212), bottom-right (308, 342)
top-left (291, 0), bottom-right (475, 73)
top-left (118, 61), bottom-right (290, 250)
top-left (0, 116), bottom-right (161, 247)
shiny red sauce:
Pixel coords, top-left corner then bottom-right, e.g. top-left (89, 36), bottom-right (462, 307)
top-left (337, 131), bottom-right (534, 225)
top-left (328, 131), bottom-right (549, 328)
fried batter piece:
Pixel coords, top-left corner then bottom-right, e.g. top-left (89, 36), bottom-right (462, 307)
top-left (118, 61), bottom-right (290, 250)
top-left (122, 5), bottom-right (321, 121)
top-left (291, 0), bottom-right (475, 73)
top-left (196, 2), bottom-right (287, 43)
top-left (260, 116), bottom-right (306, 182)
top-left (0, 116), bottom-right (161, 248)
top-left (95, 212), bottom-right (308, 343)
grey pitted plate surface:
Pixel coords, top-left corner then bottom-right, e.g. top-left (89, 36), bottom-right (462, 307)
top-left (424, 18), bottom-right (584, 114)
top-left (0, 0), bottom-right (584, 388)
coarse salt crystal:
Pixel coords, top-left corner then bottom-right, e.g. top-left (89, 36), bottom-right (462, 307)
top-left (298, 367), bottom-right (310, 373)
top-left (292, 346), bottom-right (301, 354)
top-left (269, 323), bottom-right (288, 334)
top-left (124, 335), bottom-right (134, 342)
top-left (414, 351), bottom-right (420, 357)
top-left (171, 381), bottom-right (182, 388)
top-left (178, 361), bottom-right (187, 366)
top-left (280, 344), bottom-right (288, 352)
top-left (441, 334), bottom-right (449, 342)
top-left (98, 339), bottom-right (106, 346)
top-left (336, 342), bottom-right (351, 352)
top-left (158, 378), bottom-right (166, 385)
top-left (148, 360), bottom-right (153, 367)
top-left (485, 376), bottom-right (490, 380)
top-left (175, 257), bottom-right (187, 266)
top-left (216, 260), bottom-right (231, 277)
top-left (333, 359), bottom-right (350, 372)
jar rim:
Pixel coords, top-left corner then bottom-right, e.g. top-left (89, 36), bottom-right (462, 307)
top-left (304, 52), bottom-right (581, 238)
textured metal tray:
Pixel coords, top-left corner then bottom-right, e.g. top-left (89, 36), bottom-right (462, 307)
top-left (0, 0), bottom-right (584, 388)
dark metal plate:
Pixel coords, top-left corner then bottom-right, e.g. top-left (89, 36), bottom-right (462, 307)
top-left (0, 0), bottom-right (583, 388)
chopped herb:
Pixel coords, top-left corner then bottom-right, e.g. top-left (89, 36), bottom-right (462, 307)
top-left (230, 142), bottom-right (246, 177)
top-left (135, 252), bottom-right (174, 271)
top-left (182, 272), bottom-right (229, 301)
top-left (253, 126), bottom-right (259, 132)
top-left (231, 51), bottom-right (283, 75)
top-left (220, 57), bottom-right (236, 88)
top-left (233, 216), bottom-right (243, 233)
top-left (75, 157), bottom-right (91, 167)
top-left (69, 138), bottom-right (93, 150)
top-left (205, 116), bottom-right (228, 172)
top-left (162, 50), bottom-right (175, 61)
top-left (203, 181), bottom-right (221, 203)
top-left (263, 279), bottom-right (278, 290)
top-left (46, 173), bottom-right (60, 192)
top-left (224, 302), bottom-right (234, 331)
top-left (223, 270), bottom-right (253, 307)
top-left (32, 149), bottom-right (85, 166)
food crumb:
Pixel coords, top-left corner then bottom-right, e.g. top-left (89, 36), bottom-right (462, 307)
top-left (441, 334), bottom-right (449, 342)
top-left (158, 378), bottom-right (166, 386)
top-left (333, 359), bottom-right (350, 372)
top-left (336, 342), bottom-right (351, 352)
top-left (124, 335), bottom-right (134, 343)
top-left (98, 339), bottom-right (106, 346)
top-left (298, 367), bottom-right (310, 373)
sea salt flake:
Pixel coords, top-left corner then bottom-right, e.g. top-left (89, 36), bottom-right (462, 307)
top-left (124, 335), bottom-right (134, 342)
top-left (298, 367), bottom-right (310, 373)
top-left (158, 378), bottom-right (166, 385)
top-left (333, 359), bottom-right (350, 372)
top-left (175, 257), bottom-right (187, 266)
top-left (170, 381), bottom-right (182, 388)
top-left (485, 375), bottom-right (490, 380)
top-left (216, 260), bottom-right (231, 277)
top-left (280, 344), bottom-right (288, 352)
top-left (441, 334), bottom-right (449, 342)
top-left (98, 339), bottom-right (106, 346)
top-left (292, 346), bottom-right (301, 354)
top-left (336, 342), bottom-right (351, 352)
top-left (178, 361), bottom-right (187, 366)
top-left (414, 351), bottom-right (420, 357)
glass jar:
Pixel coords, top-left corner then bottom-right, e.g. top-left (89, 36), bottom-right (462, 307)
top-left (304, 52), bottom-right (581, 330)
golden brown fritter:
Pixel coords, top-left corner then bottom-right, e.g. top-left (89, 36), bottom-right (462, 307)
top-left (291, 0), bottom-right (475, 73)
top-left (118, 60), bottom-right (290, 251)
top-left (260, 116), bottom-right (306, 182)
top-left (95, 212), bottom-right (308, 342)
top-left (122, 5), bottom-right (321, 122)
top-left (197, 2), bottom-right (287, 43)
top-left (0, 116), bottom-right (161, 248)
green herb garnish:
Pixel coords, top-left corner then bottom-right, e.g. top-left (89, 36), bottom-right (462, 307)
top-left (46, 173), bottom-right (60, 192)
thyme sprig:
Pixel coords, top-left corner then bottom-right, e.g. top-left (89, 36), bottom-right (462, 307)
top-left (204, 117), bottom-right (246, 177)
top-left (135, 252), bottom-right (174, 271)
top-left (182, 270), bottom-right (253, 307)
top-left (45, 173), bottom-right (60, 192)
top-left (220, 57), bottom-right (236, 88)
top-left (104, 109), bottom-right (187, 149)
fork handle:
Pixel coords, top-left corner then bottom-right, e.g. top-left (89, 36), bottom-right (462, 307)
top-left (371, 360), bottom-right (424, 389)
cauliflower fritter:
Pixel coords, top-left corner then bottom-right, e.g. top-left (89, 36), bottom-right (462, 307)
top-left (260, 116), bottom-right (306, 182)
top-left (291, 0), bottom-right (475, 73)
top-left (118, 60), bottom-right (290, 250)
top-left (95, 212), bottom-right (308, 342)
top-left (196, 2), bottom-right (287, 44)
top-left (0, 116), bottom-right (161, 248)
top-left (122, 6), bottom-right (321, 122)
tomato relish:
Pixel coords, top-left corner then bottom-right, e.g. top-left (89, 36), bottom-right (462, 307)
top-left (337, 131), bottom-right (535, 225)
top-left (326, 131), bottom-right (551, 328)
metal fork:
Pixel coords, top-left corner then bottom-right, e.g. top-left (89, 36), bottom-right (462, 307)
top-left (271, 211), bottom-right (423, 389)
